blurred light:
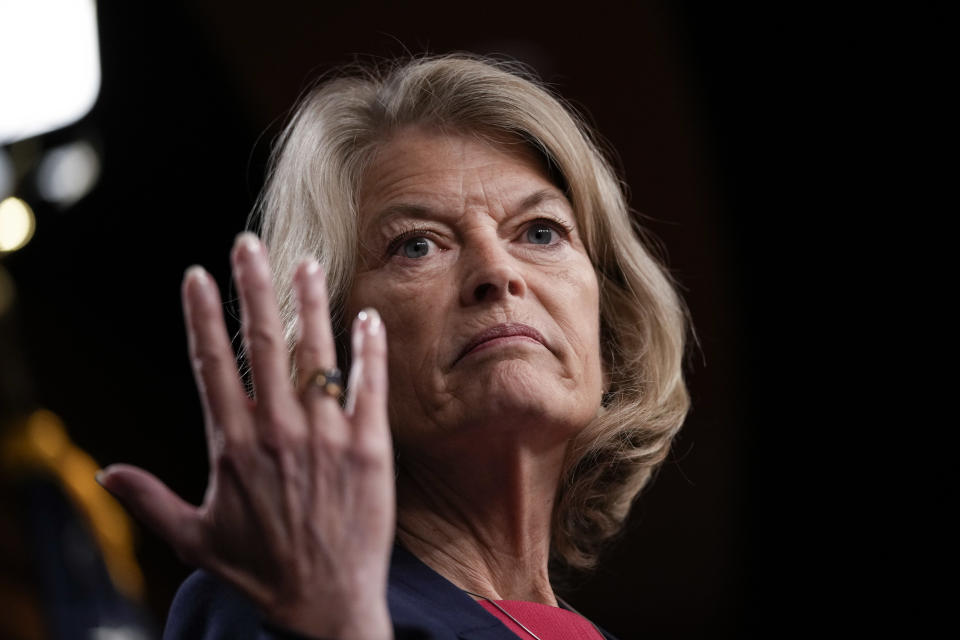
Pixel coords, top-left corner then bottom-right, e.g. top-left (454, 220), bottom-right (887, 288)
top-left (0, 197), bottom-right (36, 253)
top-left (90, 626), bottom-right (150, 640)
top-left (0, 149), bottom-right (12, 199)
top-left (36, 140), bottom-right (101, 206)
top-left (0, 0), bottom-right (101, 144)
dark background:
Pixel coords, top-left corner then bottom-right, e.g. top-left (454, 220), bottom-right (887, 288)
top-left (4, 1), bottom-right (935, 637)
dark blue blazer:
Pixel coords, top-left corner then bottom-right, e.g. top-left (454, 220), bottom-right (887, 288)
top-left (162, 544), bottom-right (617, 639)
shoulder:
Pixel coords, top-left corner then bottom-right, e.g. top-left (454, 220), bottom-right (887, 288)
top-left (162, 570), bottom-right (262, 640)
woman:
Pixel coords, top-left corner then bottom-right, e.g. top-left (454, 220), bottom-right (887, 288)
top-left (98, 55), bottom-right (690, 639)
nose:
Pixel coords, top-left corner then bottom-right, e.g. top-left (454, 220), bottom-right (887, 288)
top-left (458, 235), bottom-right (527, 306)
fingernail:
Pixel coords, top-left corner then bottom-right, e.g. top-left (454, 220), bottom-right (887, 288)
top-left (94, 470), bottom-right (105, 486)
top-left (184, 265), bottom-right (208, 285)
top-left (234, 232), bottom-right (261, 255)
top-left (359, 308), bottom-right (381, 335)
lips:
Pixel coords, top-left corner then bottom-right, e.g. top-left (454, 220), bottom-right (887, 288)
top-left (454, 322), bottom-right (547, 365)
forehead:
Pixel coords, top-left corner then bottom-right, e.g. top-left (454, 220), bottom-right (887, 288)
top-left (357, 127), bottom-right (565, 227)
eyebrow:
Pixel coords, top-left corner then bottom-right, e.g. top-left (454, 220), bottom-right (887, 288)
top-left (517, 188), bottom-right (570, 213)
top-left (373, 202), bottom-right (434, 225)
top-left (369, 188), bottom-right (570, 229)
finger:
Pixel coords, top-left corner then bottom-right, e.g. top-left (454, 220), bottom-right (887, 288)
top-left (231, 233), bottom-right (296, 414)
top-left (183, 266), bottom-right (250, 454)
top-left (345, 309), bottom-right (389, 440)
top-left (292, 258), bottom-right (338, 398)
top-left (97, 464), bottom-right (204, 565)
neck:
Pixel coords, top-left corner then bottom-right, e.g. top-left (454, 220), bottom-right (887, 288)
top-left (395, 432), bottom-right (567, 606)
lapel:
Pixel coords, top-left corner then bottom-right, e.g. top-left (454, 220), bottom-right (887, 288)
top-left (388, 544), bottom-right (525, 639)
top-left (386, 544), bottom-right (617, 640)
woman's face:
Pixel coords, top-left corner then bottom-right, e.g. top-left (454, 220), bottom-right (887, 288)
top-left (347, 127), bottom-right (603, 453)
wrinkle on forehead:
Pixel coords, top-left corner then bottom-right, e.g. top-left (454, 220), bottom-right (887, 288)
top-left (357, 126), bottom-right (564, 232)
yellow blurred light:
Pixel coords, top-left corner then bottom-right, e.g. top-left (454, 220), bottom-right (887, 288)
top-left (1, 410), bottom-right (147, 600)
top-left (0, 197), bottom-right (36, 253)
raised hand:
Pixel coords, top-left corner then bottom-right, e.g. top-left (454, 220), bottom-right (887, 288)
top-left (99, 233), bottom-right (394, 639)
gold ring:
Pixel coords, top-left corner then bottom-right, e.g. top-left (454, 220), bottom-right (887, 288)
top-left (302, 367), bottom-right (343, 399)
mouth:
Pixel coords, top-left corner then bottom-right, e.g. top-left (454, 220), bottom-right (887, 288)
top-left (454, 322), bottom-right (548, 365)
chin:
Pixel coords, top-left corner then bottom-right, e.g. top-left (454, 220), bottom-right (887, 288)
top-left (449, 360), bottom-right (596, 439)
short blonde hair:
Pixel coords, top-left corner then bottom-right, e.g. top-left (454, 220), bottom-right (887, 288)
top-left (254, 54), bottom-right (690, 571)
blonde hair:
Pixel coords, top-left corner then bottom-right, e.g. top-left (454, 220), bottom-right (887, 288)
top-left (254, 54), bottom-right (690, 571)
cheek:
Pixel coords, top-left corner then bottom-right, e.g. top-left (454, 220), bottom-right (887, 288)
top-left (550, 261), bottom-right (601, 330)
top-left (348, 268), bottom-right (454, 408)
top-left (550, 265), bottom-right (603, 384)
top-left (353, 275), bottom-right (434, 358)
top-left (349, 263), bottom-right (447, 335)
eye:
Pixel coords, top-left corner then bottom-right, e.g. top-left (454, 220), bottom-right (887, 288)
top-left (526, 225), bottom-right (554, 245)
top-left (523, 218), bottom-right (571, 246)
top-left (402, 237), bottom-right (430, 258)
top-left (396, 235), bottom-right (435, 259)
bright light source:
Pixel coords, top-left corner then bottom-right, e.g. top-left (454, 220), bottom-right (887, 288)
top-left (36, 140), bottom-right (101, 206)
top-left (0, 197), bottom-right (36, 253)
top-left (0, 0), bottom-right (101, 144)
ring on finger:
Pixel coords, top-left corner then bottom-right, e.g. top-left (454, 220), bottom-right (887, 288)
top-left (301, 367), bottom-right (344, 399)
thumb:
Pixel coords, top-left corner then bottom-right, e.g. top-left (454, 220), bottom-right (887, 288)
top-left (97, 464), bottom-right (204, 565)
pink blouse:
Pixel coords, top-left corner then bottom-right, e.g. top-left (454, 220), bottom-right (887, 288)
top-left (478, 600), bottom-right (605, 639)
